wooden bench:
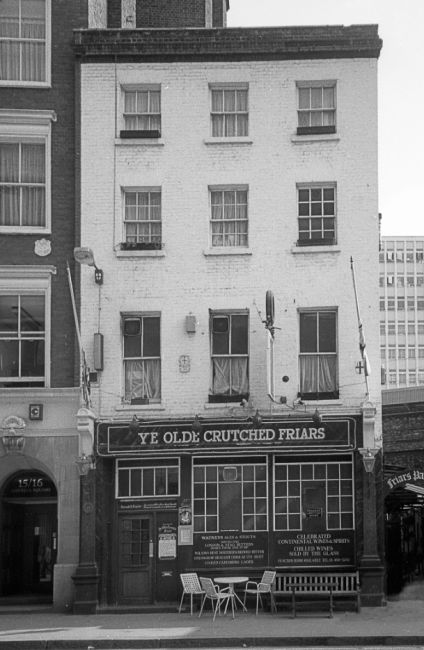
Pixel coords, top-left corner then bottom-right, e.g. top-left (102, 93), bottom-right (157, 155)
top-left (272, 572), bottom-right (360, 617)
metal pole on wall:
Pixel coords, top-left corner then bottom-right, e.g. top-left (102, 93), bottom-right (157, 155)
top-left (350, 257), bottom-right (370, 398)
top-left (66, 261), bottom-right (91, 408)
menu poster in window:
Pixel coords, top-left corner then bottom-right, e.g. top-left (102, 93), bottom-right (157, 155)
top-left (275, 530), bottom-right (355, 567)
top-left (158, 523), bottom-right (177, 559)
top-left (178, 525), bottom-right (193, 546)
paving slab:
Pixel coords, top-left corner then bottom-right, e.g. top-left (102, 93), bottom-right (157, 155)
top-left (0, 599), bottom-right (423, 649)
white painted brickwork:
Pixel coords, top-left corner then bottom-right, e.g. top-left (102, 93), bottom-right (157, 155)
top-left (79, 58), bottom-right (380, 436)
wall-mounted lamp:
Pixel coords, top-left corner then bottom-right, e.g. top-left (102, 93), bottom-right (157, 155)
top-left (248, 409), bottom-right (263, 428)
top-left (358, 448), bottom-right (378, 473)
top-left (312, 409), bottom-right (322, 426)
top-left (75, 453), bottom-right (96, 476)
top-left (192, 414), bottom-right (202, 434)
top-left (128, 415), bottom-right (140, 436)
top-left (74, 247), bottom-right (103, 285)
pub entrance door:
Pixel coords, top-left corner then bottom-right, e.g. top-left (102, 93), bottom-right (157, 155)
top-left (0, 471), bottom-right (57, 598)
top-left (117, 513), bottom-right (153, 604)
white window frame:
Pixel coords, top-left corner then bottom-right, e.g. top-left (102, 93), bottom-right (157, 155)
top-left (120, 84), bottom-right (161, 136)
top-left (122, 312), bottom-right (161, 405)
top-left (209, 185), bottom-right (248, 248)
top-left (388, 371), bottom-right (397, 385)
top-left (0, 109), bottom-right (54, 233)
top-left (409, 372), bottom-right (417, 386)
top-left (116, 457), bottom-right (180, 499)
top-left (209, 310), bottom-right (249, 402)
top-left (209, 83), bottom-right (249, 138)
top-left (192, 458), bottom-right (268, 534)
top-left (388, 347), bottom-right (396, 359)
top-left (297, 182), bottom-right (336, 246)
top-left (0, 265), bottom-right (54, 388)
top-left (298, 308), bottom-right (338, 400)
top-left (273, 459), bottom-right (354, 532)
top-left (121, 187), bottom-right (162, 250)
top-left (296, 80), bottom-right (336, 133)
top-left (0, 0), bottom-right (51, 87)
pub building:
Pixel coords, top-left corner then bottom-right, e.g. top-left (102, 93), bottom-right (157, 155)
top-left (73, 0), bottom-right (384, 612)
top-left (74, 406), bottom-right (384, 610)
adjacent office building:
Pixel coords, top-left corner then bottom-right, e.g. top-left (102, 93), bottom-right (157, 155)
top-left (380, 237), bottom-right (424, 389)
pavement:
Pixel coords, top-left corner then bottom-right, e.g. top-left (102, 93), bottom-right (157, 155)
top-left (0, 593), bottom-right (424, 650)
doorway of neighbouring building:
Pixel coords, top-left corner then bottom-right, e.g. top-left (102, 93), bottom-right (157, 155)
top-left (0, 471), bottom-right (57, 601)
top-left (385, 486), bottom-right (424, 597)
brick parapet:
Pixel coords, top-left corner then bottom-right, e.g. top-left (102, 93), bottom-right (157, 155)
top-left (74, 24), bottom-right (382, 60)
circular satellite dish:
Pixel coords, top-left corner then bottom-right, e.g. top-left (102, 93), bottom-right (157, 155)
top-left (266, 290), bottom-right (275, 327)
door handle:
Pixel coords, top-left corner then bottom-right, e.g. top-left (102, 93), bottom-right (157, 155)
top-left (149, 540), bottom-right (154, 558)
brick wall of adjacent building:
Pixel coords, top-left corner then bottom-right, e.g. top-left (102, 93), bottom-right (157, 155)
top-left (135, 0), bottom-right (206, 28)
top-left (106, 0), bottom-right (210, 28)
top-left (0, 0), bottom-right (89, 388)
top-left (79, 55), bottom-right (381, 422)
top-left (212, 0), bottom-right (224, 27)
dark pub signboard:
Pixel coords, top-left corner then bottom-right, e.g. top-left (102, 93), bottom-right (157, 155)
top-left (97, 418), bottom-right (356, 455)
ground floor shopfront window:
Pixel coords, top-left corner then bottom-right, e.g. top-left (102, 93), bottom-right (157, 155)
top-left (191, 455), bottom-right (356, 569)
top-left (193, 459), bottom-right (268, 533)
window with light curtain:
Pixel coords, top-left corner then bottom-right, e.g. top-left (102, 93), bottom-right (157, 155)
top-left (0, 0), bottom-right (47, 83)
top-left (123, 89), bottom-right (161, 133)
top-left (209, 312), bottom-right (249, 402)
top-left (210, 87), bottom-right (248, 137)
top-left (123, 189), bottom-right (162, 249)
top-left (0, 140), bottom-right (46, 227)
top-left (210, 188), bottom-right (248, 247)
top-left (123, 315), bottom-right (161, 404)
top-left (299, 310), bottom-right (338, 399)
top-left (297, 82), bottom-right (336, 134)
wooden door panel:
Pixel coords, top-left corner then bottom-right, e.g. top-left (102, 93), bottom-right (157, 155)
top-left (118, 515), bottom-right (152, 603)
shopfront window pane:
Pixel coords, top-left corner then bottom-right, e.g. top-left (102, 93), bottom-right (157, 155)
top-left (193, 461), bottom-right (267, 533)
top-left (274, 460), bottom-right (354, 531)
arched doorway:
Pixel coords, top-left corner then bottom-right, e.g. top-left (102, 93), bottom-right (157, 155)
top-left (0, 470), bottom-right (57, 600)
top-left (385, 485), bottom-right (424, 595)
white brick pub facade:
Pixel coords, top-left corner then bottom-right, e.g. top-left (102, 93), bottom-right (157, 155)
top-left (73, 1), bottom-right (384, 611)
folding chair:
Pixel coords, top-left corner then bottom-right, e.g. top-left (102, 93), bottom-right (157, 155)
top-left (243, 570), bottom-right (276, 614)
top-left (198, 576), bottom-right (235, 621)
top-left (178, 573), bottom-right (204, 615)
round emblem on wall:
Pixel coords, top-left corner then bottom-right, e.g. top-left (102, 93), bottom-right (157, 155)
top-left (34, 239), bottom-right (51, 257)
top-left (83, 502), bottom-right (94, 514)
